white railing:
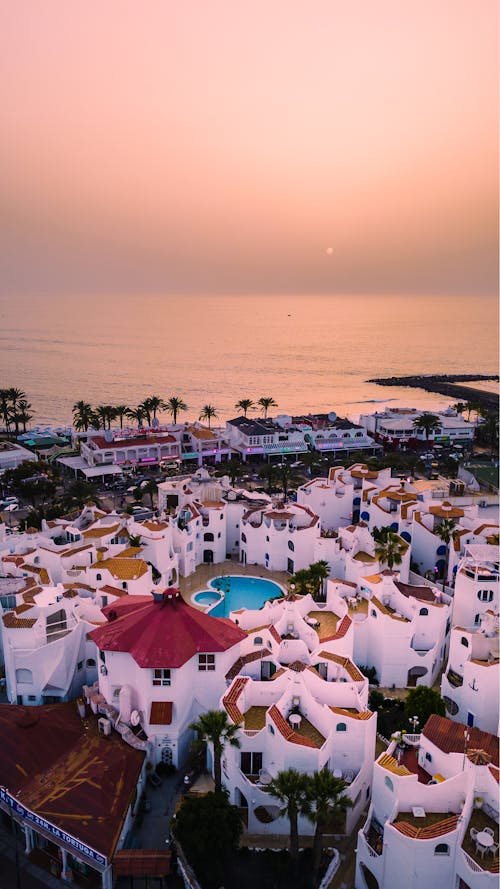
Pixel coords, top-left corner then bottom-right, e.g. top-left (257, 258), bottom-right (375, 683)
top-left (462, 850), bottom-right (483, 873)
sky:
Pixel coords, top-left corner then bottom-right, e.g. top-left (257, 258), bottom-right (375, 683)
top-left (1, 0), bottom-right (498, 296)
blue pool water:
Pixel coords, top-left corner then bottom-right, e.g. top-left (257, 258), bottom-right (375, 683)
top-left (202, 575), bottom-right (284, 618)
top-left (193, 591), bottom-right (223, 607)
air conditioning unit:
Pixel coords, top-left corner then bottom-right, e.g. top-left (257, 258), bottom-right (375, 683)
top-left (98, 717), bottom-right (111, 737)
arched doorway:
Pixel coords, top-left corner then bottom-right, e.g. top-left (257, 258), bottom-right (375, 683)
top-left (407, 665), bottom-right (428, 687)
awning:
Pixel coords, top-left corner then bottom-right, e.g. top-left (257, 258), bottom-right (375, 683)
top-left (56, 456), bottom-right (87, 470)
top-left (113, 850), bottom-right (172, 877)
top-left (82, 465), bottom-right (123, 478)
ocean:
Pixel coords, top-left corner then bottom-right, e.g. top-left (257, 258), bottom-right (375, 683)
top-left (0, 293), bottom-right (497, 426)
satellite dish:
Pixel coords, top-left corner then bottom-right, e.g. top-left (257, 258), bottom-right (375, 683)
top-left (130, 710), bottom-right (141, 727)
top-left (328, 411), bottom-right (337, 422)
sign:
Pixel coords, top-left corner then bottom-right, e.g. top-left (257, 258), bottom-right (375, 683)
top-left (0, 787), bottom-right (107, 868)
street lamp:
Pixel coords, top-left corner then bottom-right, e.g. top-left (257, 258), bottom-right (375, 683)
top-left (409, 715), bottom-right (419, 734)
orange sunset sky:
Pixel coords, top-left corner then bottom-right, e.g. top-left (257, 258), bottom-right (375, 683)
top-left (0, 0), bottom-right (498, 296)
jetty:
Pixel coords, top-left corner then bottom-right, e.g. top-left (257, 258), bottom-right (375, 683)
top-left (366, 374), bottom-right (499, 412)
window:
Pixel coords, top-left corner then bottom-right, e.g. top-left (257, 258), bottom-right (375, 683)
top-left (122, 582), bottom-right (128, 590)
top-left (187, 542), bottom-right (193, 552)
top-left (336, 723), bottom-right (347, 732)
top-left (220, 514), bottom-right (223, 520)
top-left (241, 533), bottom-right (246, 543)
top-left (477, 589), bottom-right (494, 602)
top-left (77, 660), bottom-right (83, 671)
top-left (425, 752), bottom-right (432, 762)
top-left (254, 637), bottom-right (263, 645)
top-left (474, 613), bottom-right (481, 625)
top-left (419, 608), bottom-right (428, 616)
top-left (371, 610), bottom-right (377, 618)
top-left (86, 658), bottom-right (96, 667)
top-left (240, 752), bottom-right (263, 775)
top-left (204, 532), bottom-right (214, 542)
top-left (28, 695), bottom-right (37, 701)
top-left (288, 540), bottom-right (294, 551)
top-left (434, 844), bottom-right (449, 856)
top-left (384, 776), bottom-right (394, 791)
top-left (198, 654), bottom-right (215, 671)
top-left (101, 595), bottom-right (108, 607)
top-left (152, 668), bottom-right (171, 686)
top-left (268, 724), bottom-right (274, 734)
top-left (15, 669), bottom-right (33, 684)
top-left (461, 636), bottom-right (469, 648)
top-left (96, 573), bottom-right (102, 581)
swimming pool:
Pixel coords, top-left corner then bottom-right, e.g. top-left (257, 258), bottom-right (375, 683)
top-left (192, 575), bottom-right (284, 618)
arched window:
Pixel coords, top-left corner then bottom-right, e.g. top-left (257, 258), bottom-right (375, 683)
top-left (241, 532), bottom-right (246, 543)
top-left (477, 589), bottom-right (494, 602)
top-left (16, 668), bottom-right (33, 684)
top-left (384, 776), bottom-right (394, 791)
top-left (436, 544), bottom-right (447, 556)
top-left (461, 636), bottom-right (469, 647)
top-left (265, 553), bottom-right (269, 562)
top-left (96, 573), bottom-right (102, 581)
top-left (204, 532), bottom-right (214, 542)
top-left (288, 540), bottom-right (294, 551)
top-left (371, 609), bottom-right (377, 618)
top-left (419, 608), bottom-right (428, 616)
top-left (434, 844), bottom-right (449, 856)
top-left (86, 658), bottom-right (96, 667)
top-left (474, 613), bottom-right (481, 625)
top-left (254, 637), bottom-right (263, 645)
top-left (336, 723), bottom-right (347, 732)
top-left (122, 581), bottom-right (128, 590)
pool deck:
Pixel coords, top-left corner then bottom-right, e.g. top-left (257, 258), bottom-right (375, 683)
top-left (179, 561), bottom-right (290, 611)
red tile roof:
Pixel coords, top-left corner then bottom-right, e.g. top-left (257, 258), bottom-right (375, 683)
top-left (320, 614), bottom-right (351, 643)
top-left (113, 850), bottom-right (172, 877)
top-left (393, 815), bottom-right (459, 839)
top-left (269, 625), bottom-right (281, 644)
top-left (149, 701), bottom-right (173, 725)
top-left (0, 703), bottom-right (144, 860)
top-left (423, 714), bottom-right (499, 766)
top-left (222, 677), bottom-right (248, 724)
top-left (90, 593), bottom-right (246, 668)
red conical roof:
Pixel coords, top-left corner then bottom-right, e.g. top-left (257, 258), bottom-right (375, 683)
top-left (90, 591), bottom-right (246, 668)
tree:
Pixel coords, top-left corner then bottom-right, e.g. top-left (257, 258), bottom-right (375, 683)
top-left (138, 398), bottom-right (153, 426)
top-left (434, 518), bottom-right (457, 590)
top-left (215, 457), bottom-right (242, 486)
top-left (234, 398), bottom-right (254, 417)
top-left (142, 479), bottom-right (157, 509)
top-left (404, 686), bottom-right (445, 728)
top-left (266, 768), bottom-right (309, 862)
top-left (126, 406), bottom-right (146, 429)
top-left (95, 405), bottom-right (113, 430)
top-left (372, 525), bottom-right (393, 544)
top-left (258, 463), bottom-right (278, 494)
top-left (0, 389), bottom-right (12, 435)
top-left (276, 463), bottom-right (301, 501)
top-left (299, 450), bottom-right (326, 477)
top-left (199, 404), bottom-right (218, 428)
top-left (62, 479), bottom-right (99, 510)
top-left (374, 530), bottom-right (407, 572)
top-left (172, 791), bottom-right (243, 889)
top-left (412, 412), bottom-right (440, 442)
top-left (452, 402), bottom-right (466, 415)
top-left (189, 710), bottom-right (240, 793)
top-left (304, 769), bottom-right (352, 884)
top-left (72, 401), bottom-right (97, 432)
top-left (309, 560), bottom-right (330, 600)
top-left (113, 405), bottom-right (129, 429)
top-left (166, 396), bottom-right (187, 425)
top-left (145, 395), bottom-right (167, 422)
top-left (15, 400), bottom-right (34, 433)
top-left (258, 396), bottom-right (278, 419)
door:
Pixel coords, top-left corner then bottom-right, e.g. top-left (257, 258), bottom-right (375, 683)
top-left (467, 712), bottom-right (475, 727)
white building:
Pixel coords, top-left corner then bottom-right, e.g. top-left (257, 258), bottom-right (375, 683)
top-left (225, 416), bottom-right (309, 461)
top-left (441, 614), bottom-right (499, 735)
top-left (0, 441), bottom-right (38, 472)
top-left (355, 714), bottom-right (499, 889)
top-left (240, 502), bottom-right (320, 573)
top-left (88, 589), bottom-right (247, 766)
top-left (450, 551), bottom-right (499, 631)
top-left (359, 406), bottom-right (477, 447)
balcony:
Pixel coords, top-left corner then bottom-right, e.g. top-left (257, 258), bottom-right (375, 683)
top-left (446, 668), bottom-right (464, 688)
top-left (461, 808), bottom-right (499, 874)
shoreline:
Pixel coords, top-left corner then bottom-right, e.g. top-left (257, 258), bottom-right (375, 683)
top-left (366, 374), bottom-right (499, 411)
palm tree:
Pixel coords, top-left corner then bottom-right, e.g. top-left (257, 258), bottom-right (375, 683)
top-left (304, 769), bottom-right (352, 884)
top-left (6, 388), bottom-right (27, 435)
top-left (452, 402), bottom-right (466, 416)
top-left (299, 451), bottom-right (326, 478)
top-left (0, 389), bottom-right (12, 435)
top-left (166, 396), bottom-right (188, 425)
top-left (266, 768), bottom-right (309, 862)
top-left (435, 518), bottom-right (457, 590)
top-left (258, 396), bottom-right (278, 419)
top-left (94, 405), bottom-right (111, 430)
top-left (72, 401), bottom-right (97, 432)
top-left (113, 405), bottom-right (129, 430)
top-left (277, 463), bottom-right (301, 501)
top-left (143, 479), bottom-right (157, 509)
top-left (374, 530), bottom-right (407, 572)
top-left (189, 710), bottom-right (241, 793)
top-left (215, 458), bottom-right (242, 486)
top-left (412, 412), bottom-right (441, 443)
top-left (258, 463), bottom-right (277, 494)
top-left (15, 400), bottom-right (34, 433)
top-left (199, 405), bottom-right (218, 428)
top-left (309, 560), bottom-right (330, 600)
top-left (147, 395), bottom-right (167, 422)
top-left (126, 406), bottom-right (146, 429)
top-left (138, 399), bottom-right (153, 426)
top-left (234, 398), bottom-right (254, 417)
